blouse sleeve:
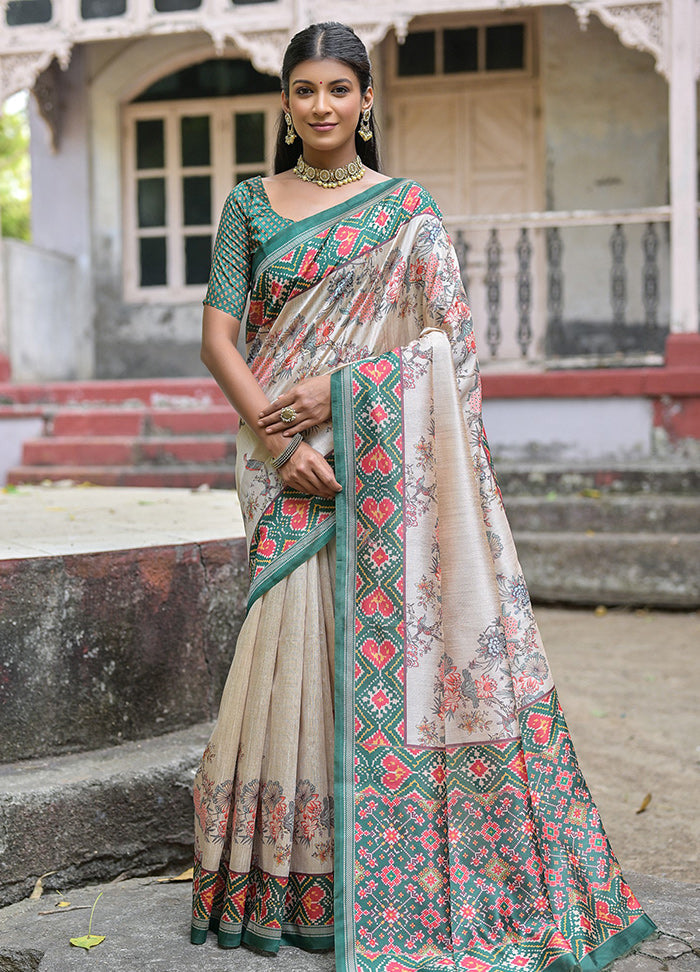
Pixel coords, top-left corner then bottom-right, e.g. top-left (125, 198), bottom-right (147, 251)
top-left (203, 183), bottom-right (251, 320)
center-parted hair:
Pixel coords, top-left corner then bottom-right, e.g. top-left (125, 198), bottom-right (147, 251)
top-left (274, 21), bottom-right (381, 173)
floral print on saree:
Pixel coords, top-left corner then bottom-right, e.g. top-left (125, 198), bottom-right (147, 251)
top-left (193, 178), bottom-right (655, 969)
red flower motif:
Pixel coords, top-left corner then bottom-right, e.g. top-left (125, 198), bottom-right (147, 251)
top-left (256, 524), bottom-right (276, 559)
top-left (380, 753), bottom-right (411, 790)
top-left (361, 496), bottom-right (396, 527)
top-left (527, 712), bottom-right (553, 745)
top-left (334, 225), bottom-right (360, 256)
top-left (360, 588), bottom-right (394, 618)
top-left (281, 497), bottom-right (310, 530)
top-left (402, 184), bottom-right (423, 213)
top-left (301, 884), bottom-right (327, 922)
top-left (360, 637), bottom-right (395, 669)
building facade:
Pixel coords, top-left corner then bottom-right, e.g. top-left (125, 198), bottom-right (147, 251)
top-left (0, 0), bottom-right (696, 382)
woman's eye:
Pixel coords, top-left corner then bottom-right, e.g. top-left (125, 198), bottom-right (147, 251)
top-left (332, 86), bottom-right (349, 95)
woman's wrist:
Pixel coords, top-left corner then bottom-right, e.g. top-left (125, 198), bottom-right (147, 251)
top-left (271, 433), bottom-right (303, 469)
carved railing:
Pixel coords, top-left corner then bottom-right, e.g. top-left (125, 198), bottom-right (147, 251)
top-left (443, 207), bottom-right (672, 364)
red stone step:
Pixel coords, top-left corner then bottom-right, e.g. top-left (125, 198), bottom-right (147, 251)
top-left (7, 465), bottom-right (237, 488)
top-left (0, 377), bottom-right (227, 407)
top-left (21, 436), bottom-right (237, 467)
top-left (48, 406), bottom-right (238, 437)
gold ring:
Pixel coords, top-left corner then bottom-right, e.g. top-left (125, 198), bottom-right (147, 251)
top-left (280, 405), bottom-right (298, 424)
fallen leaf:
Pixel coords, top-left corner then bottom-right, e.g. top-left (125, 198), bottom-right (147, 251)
top-left (70, 934), bottom-right (105, 950)
top-left (594, 605), bottom-right (607, 617)
top-left (580, 488), bottom-right (602, 499)
top-left (585, 529), bottom-right (596, 537)
top-left (157, 867), bottom-right (193, 884)
top-left (636, 793), bottom-right (652, 815)
top-left (2, 485), bottom-right (18, 494)
top-left (69, 890), bottom-right (105, 950)
top-left (29, 870), bottom-right (56, 900)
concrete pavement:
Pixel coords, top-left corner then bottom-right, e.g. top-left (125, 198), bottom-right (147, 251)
top-left (0, 872), bottom-right (697, 971)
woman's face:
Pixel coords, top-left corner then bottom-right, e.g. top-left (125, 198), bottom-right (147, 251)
top-left (283, 57), bottom-right (372, 161)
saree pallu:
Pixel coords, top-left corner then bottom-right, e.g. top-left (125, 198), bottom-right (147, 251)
top-left (192, 179), bottom-right (655, 970)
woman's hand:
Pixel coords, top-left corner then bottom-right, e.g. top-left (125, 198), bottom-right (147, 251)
top-left (258, 374), bottom-right (332, 436)
top-left (277, 441), bottom-right (341, 499)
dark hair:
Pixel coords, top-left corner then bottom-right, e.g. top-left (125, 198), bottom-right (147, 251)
top-left (274, 22), bottom-right (381, 173)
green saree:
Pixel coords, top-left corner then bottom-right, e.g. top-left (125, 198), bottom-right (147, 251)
top-left (191, 178), bottom-right (656, 970)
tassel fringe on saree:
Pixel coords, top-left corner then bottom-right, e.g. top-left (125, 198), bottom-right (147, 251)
top-left (192, 178), bottom-right (656, 970)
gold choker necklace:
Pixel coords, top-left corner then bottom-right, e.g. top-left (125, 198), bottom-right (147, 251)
top-left (293, 155), bottom-right (365, 189)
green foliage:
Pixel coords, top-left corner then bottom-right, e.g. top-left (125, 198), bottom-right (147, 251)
top-left (0, 93), bottom-right (31, 240)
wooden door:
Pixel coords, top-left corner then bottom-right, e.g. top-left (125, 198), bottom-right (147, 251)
top-left (387, 81), bottom-right (544, 361)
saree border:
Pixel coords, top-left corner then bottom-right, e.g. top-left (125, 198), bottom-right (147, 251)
top-left (330, 364), bottom-right (357, 972)
top-left (251, 177), bottom-right (406, 281)
top-left (246, 513), bottom-right (336, 612)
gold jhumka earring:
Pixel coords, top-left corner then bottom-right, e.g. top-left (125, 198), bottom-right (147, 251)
top-left (358, 108), bottom-right (373, 142)
top-left (284, 112), bottom-right (297, 145)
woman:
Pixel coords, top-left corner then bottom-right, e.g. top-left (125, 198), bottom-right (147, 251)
top-left (191, 21), bottom-right (655, 972)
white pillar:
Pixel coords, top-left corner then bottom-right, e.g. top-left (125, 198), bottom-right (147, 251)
top-left (669, 0), bottom-right (699, 333)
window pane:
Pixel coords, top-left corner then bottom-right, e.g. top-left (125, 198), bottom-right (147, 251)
top-left (136, 119), bottom-right (165, 170)
top-left (486, 24), bottom-right (525, 71)
top-left (137, 178), bottom-right (166, 228)
top-left (235, 112), bottom-right (265, 165)
top-left (140, 237), bottom-right (167, 287)
top-left (181, 116), bottom-right (210, 167)
top-left (444, 28), bottom-right (478, 74)
top-left (183, 176), bottom-right (211, 226)
top-left (81, 0), bottom-right (125, 17)
top-left (6, 0), bottom-right (52, 25)
top-left (397, 32), bottom-right (435, 77)
top-left (155, 0), bottom-right (200, 9)
top-left (185, 236), bottom-right (212, 285)
top-left (135, 58), bottom-right (280, 102)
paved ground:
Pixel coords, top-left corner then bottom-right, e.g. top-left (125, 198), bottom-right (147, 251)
top-left (0, 483), bottom-right (244, 559)
top-left (0, 872), bottom-right (697, 971)
top-left (537, 607), bottom-right (700, 884)
top-left (1, 484), bottom-right (698, 969)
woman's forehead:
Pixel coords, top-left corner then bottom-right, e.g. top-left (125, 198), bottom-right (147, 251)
top-left (289, 58), bottom-right (357, 84)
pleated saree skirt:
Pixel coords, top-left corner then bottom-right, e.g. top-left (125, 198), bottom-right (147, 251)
top-left (191, 539), bottom-right (337, 953)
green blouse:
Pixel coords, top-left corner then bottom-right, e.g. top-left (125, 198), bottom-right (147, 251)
top-left (204, 176), bottom-right (292, 321)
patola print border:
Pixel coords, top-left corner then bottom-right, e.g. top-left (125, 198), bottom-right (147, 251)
top-left (330, 357), bottom-right (655, 972)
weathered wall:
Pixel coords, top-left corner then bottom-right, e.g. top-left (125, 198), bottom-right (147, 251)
top-left (87, 34), bottom-right (230, 379)
top-left (541, 6), bottom-right (670, 332)
top-left (29, 47), bottom-right (94, 378)
top-left (3, 240), bottom-right (80, 380)
top-left (0, 538), bottom-right (248, 762)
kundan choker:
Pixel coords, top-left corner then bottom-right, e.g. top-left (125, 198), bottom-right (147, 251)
top-left (293, 154), bottom-right (365, 188)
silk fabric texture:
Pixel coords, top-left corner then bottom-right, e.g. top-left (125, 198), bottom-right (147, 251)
top-left (192, 179), bottom-right (655, 971)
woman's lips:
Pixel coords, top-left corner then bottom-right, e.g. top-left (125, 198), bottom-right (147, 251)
top-left (310, 123), bottom-right (336, 132)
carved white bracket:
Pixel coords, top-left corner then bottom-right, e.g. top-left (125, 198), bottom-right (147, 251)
top-left (574, 0), bottom-right (669, 77)
top-left (0, 46), bottom-right (70, 104)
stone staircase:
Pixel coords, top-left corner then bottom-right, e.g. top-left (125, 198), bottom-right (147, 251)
top-left (1, 379), bottom-right (699, 607)
top-left (498, 463), bottom-right (700, 608)
top-left (0, 378), bottom-right (238, 488)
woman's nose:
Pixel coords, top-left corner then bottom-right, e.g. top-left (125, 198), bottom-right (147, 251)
top-left (313, 92), bottom-right (330, 114)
